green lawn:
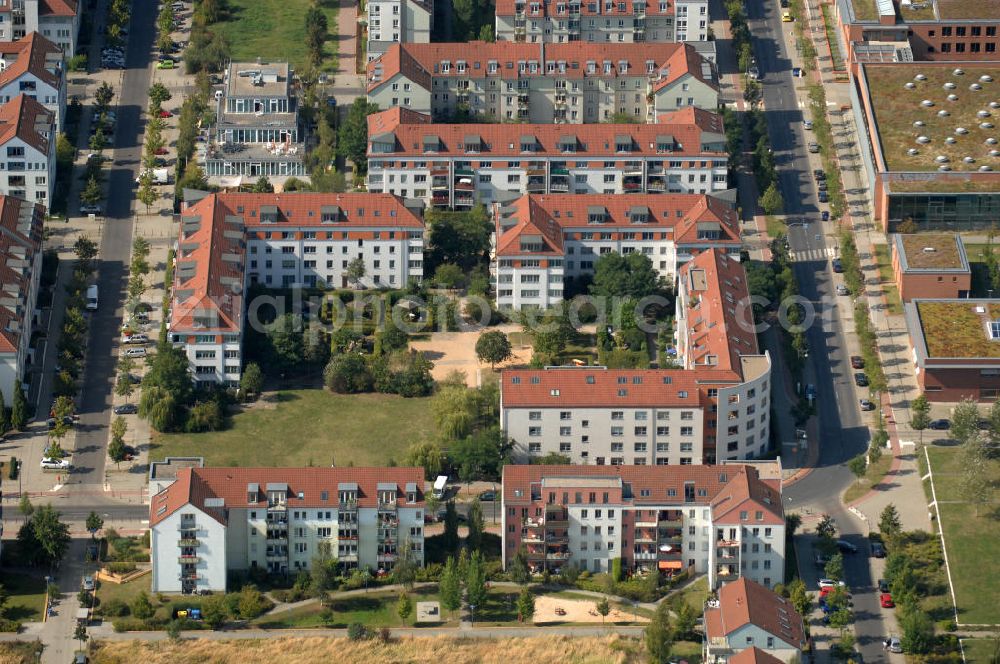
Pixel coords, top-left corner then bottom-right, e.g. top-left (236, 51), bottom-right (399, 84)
top-left (254, 586), bottom-right (453, 628)
top-left (214, 0), bottom-right (339, 72)
top-left (963, 638), bottom-right (1000, 664)
top-left (820, 4), bottom-right (845, 71)
top-left (871, 245), bottom-right (903, 315)
top-left (842, 453), bottom-right (893, 505)
top-left (765, 215), bottom-right (785, 240)
top-left (152, 390), bottom-right (436, 467)
top-left (670, 576), bottom-right (709, 613)
top-left (926, 445), bottom-right (1000, 625)
top-left (2, 571), bottom-right (48, 622)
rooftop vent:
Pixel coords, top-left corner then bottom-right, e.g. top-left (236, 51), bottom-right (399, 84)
top-left (954, 69), bottom-right (965, 76)
top-left (981, 75), bottom-right (994, 83)
top-left (976, 306), bottom-right (986, 314)
top-left (915, 74), bottom-right (927, 81)
top-left (944, 82), bottom-right (956, 90)
top-left (922, 247), bottom-right (937, 253)
top-left (971, 84), bottom-right (983, 91)
top-left (922, 99), bottom-right (934, 107)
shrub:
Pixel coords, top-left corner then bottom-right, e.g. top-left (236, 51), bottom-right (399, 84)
top-left (0, 619), bottom-right (21, 632)
top-left (347, 622), bottom-right (370, 641)
top-left (100, 598), bottom-right (129, 617)
top-left (105, 562), bottom-right (137, 574)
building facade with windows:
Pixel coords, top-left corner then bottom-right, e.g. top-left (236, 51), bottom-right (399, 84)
top-left (704, 578), bottom-right (806, 664)
top-left (495, 0), bottom-right (709, 44)
top-left (0, 195), bottom-right (42, 404)
top-left (366, 41), bottom-right (718, 123)
top-left (203, 62), bottom-right (307, 181)
top-left (501, 463), bottom-right (785, 588)
top-left (0, 93), bottom-right (54, 205)
top-left (366, 106), bottom-right (729, 209)
top-left (169, 192), bottom-right (424, 386)
top-left (0, 0), bottom-right (81, 56)
top-left (150, 466), bottom-right (426, 593)
top-left (366, 0), bottom-right (432, 62)
top-left (890, 233), bottom-right (971, 302)
top-left (491, 193), bottom-right (739, 310)
top-left (0, 33), bottom-right (65, 130)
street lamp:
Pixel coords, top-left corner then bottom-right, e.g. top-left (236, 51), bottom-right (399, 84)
top-left (470, 603), bottom-right (476, 625)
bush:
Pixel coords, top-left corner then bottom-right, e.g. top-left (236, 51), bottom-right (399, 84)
top-left (111, 618), bottom-right (149, 632)
top-left (100, 598), bottom-right (129, 617)
top-left (347, 622), bottom-right (370, 641)
top-left (105, 562), bottom-right (137, 574)
top-left (0, 619), bottom-right (21, 632)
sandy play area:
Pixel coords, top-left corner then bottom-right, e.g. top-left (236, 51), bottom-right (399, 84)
top-left (410, 323), bottom-right (532, 387)
top-left (532, 595), bottom-right (649, 625)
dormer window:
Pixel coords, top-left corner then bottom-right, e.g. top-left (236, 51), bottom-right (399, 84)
top-left (441, 61), bottom-right (451, 73)
top-left (457, 61), bottom-right (466, 73)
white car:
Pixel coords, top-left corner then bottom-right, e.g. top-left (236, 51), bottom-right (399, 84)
top-left (122, 347), bottom-right (147, 358)
top-left (804, 120), bottom-right (814, 130)
top-left (888, 637), bottom-right (902, 653)
top-left (818, 579), bottom-right (846, 589)
top-left (40, 457), bottom-right (71, 470)
top-left (123, 334), bottom-right (149, 345)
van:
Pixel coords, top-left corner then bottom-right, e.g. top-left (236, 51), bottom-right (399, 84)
top-left (85, 285), bottom-right (99, 311)
top-left (433, 475), bottom-right (448, 499)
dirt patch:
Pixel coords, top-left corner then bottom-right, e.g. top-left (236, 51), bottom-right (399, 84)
top-left (410, 324), bottom-right (533, 387)
top-left (532, 595), bottom-right (648, 625)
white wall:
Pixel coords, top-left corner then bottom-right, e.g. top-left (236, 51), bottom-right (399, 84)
top-left (151, 506), bottom-right (228, 593)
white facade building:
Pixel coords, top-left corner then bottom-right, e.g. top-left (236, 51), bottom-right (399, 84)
top-left (0, 33), bottom-right (65, 130)
top-left (366, 106), bottom-right (729, 210)
top-left (0, 195), bottom-right (42, 404)
top-left (366, 0), bottom-right (432, 62)
top-left (0, 93), bottom-right (55, 205)
top-left (0, 0), bottom-right (81, 56)
top-left (150, 466), bottom-right (427, 593)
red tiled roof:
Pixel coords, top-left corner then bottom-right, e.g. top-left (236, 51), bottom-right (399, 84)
top-left (0, 94), bottom-right (53, 155)
top-left (493, 193), bottom-right (739, 258)
top-left (369, 41), bottom-right (713, 90)
top-left (706, 578), bottom-right (805, 649)
top-left (0, 33), bottom-right (63, 91)
top-left (679, 249), bottom-right (758, 372)
top-left (38, 0), bottom-right (77, 16)
top-left (496, 0), bottom-right (675, 17)
top-left (0, 196), bottom-right (43, 355)
top-left (710, 468), bottom-right (783, 525)
top-left (367, 106), bottom-right (726, 159)
top-left (150, 466), bottom-right (426, 527)
top-left (729, 648), bottom-right (788, 664)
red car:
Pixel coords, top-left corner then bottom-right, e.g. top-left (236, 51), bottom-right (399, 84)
top-left (158, 110), bottom-right (173, 118)
top-left (154, 147), bottom-right (169, 155)
top-left (880, 593), bottom-right (895, 608)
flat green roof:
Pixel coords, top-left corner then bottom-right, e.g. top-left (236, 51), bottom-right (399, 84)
top-left (936, 0), bottom-right (1000, 20)
top-left (898, 234), bottom-right (967, 270)
top-left (916, 301), bottom-right (1000, 358)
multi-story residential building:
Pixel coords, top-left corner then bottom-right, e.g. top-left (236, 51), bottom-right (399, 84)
top-left (0, 93), bottom-right (54, 205)
top-left (0, 195), bottom-right (42, 403)
top-left (366, 41), bottom-right (718, 123)
top-left (890, 233), bottom-right (970, 302)
top-left (366, 0), bottom-right (432, 63)
top-left (501, 463), bottom-right (785, 588)
top-left (203, 62), bottom-right (307, 182)
top-left (704, 578), bottom-right (806, 664)
top-left (0, 0), bottom-right (80, 56)
top-left (0, 33), bottom-right (65, 130)
top-left (169, 192), bottom-right (425, 386)
top-left (495, 0), bottom-right (708, 44)
top-left (366, 106), bottom-right (729, 208)
top-left (491, 193), bottom-right (739, 309)
top-left (499, 249), bottom-right (771, 464)
top-left (150, 466), bottom-right (427, 592)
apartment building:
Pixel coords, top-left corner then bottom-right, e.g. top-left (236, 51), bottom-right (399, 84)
top-left (203, 62), bottom-right (307, 181)
top-left (366, 0), bottom-right (432, 62)
top-left (169, 192), bottom-right (425, 386)
top-left (704, 578), bottom-right (806, 664)
top-left (150, 466), bottom-right (426, 593)
top-left (0, 93), bottom-right (54, 206)
top-left (0, 195), bottom-right (42, 404)
top-left (0, 0), bottom-right (80, 56)
top-left (0, 33), bottom-right (65, 130)
top-left (366, 106), bottom-right (729, 209)
top-left (499, 250), bottom-right (771, 464)
top-left (495, 0), bottom-right (708, 44)
top-left (501, 463), bottom-right (785, 588)
top-left (491, 193), bottom-right (740, 310)
top-left (366, 41), bottom-right (718, 124)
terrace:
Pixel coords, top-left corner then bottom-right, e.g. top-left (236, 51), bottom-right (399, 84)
top-left (864, 64), bottom-right (1000, 174)
top-left (898, 234), bottom-right (966, 270)
top-left (848, 0), bottom-right (882, 21)
top-left (914, 300), bottom-right (1000, 358)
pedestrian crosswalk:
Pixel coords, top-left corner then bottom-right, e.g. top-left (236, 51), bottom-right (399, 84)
top-left (790, 247), bottom-right (839, 262)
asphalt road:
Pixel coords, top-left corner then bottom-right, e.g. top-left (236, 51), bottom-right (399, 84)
top-left (71, 1), bottom-right (156, 485)
top-left (744, 1), bottom-right (889, 661)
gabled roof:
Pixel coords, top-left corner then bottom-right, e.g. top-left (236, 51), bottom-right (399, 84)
top-left (729, 648), bottom-right (788, 664)
top-left (710, 468), bottom-right (783, 525)
top-left (0, 196), bottom-right (43, 355)
top-left (38, 0), bottom-right (78, 17)
top-left (704, 578), bottom-right (805, 649)
top-left (0, 33), bottom-right (63, 91)
top-left (496, 0), bottom-right (676, 17)
top-left (150, 466), bottom-right (426, 527)
top-left (651, 41), bottom-right (717, 92)
top-left (367, 106), bottom-right (726, 158)
top-left (0, 94), bottom-right (53, 155)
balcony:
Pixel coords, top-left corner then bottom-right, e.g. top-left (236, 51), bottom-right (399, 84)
top-left (526, 178), bottom-right (546, 193)
top-left (378, 553), bottom-right (398, 563)
top-left (550, 181), bottom-right (569, 192)
top-left (378, 502), bottom-right (397, 513)
top-left (635, 551), bottom-right (657, 561)
top-left (454, 196), bottom-right (475, 208)
top-left (177, 555), bottom-right (200, 564)
top-left (523, 517), bottom-right (544, 528)
top-left (546, 551), bottom-right (572, 561)
top-left (717, 539), bottom-right (739, 548)
top-left (454, 179), bottom-right (474, 191)
top-left (454, 167), bottom-right (474, 177)
top-left (523, 532), bottom-right (544, 543)
top-left (635, 519), bottom-right (657, 528)
top-left (266, 552), bottom-right (289, 562)
top-left (339, 551), bottom-right (359, 561)
top-left (177, 538), bottom-right (199, 547)
top-left (179, 573), bottom-right (201, 581)
top-left (544, 506), bottom-right (569, 527)
top-left (634, 531), bottom-right (656, 543)
top-left (623, 181), bottom-right (642, 192)
top-left (431, 180), bottom-right (449, 191)
top-left (339, 500), bottom-right (358, 511)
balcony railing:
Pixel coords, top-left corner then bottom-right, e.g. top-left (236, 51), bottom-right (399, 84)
top-left (178, 555), bottom-right (200, 564)
top-left (179, 573), bottom-right (201, 581)
top-left (339, 500), bottom-right (358, 510)
top-left (177, 538), bottom-right (199, 547)
top-left (634, 551), bottom-right (657, 561)
top-left (716, 539), bottom-right (739, 547)
top-left (546, 551), bottom-right (572, 561)
top-left (378, 553), bottom-right (398, 562)
top-left (550, 182), bottom-right (569, 192)
top-left (378, 502), bottom-right (397, 513)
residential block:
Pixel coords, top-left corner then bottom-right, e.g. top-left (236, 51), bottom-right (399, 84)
top-left (0, 0), bottom-right (81, 56)
top-left (704, 577), bottom-right (806, 663)
top-left (0, 32), bottom-right (66, 130)
top-left (0, 195), bottom-right (42, 404)
top-left (0, 93), bottom-right (55, 206)
top-left (366, 0), bottom-right (432, 63)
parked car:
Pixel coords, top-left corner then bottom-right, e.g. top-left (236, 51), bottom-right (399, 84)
top-left (817, 180), bottom-right (829, 191)
top-left (929, 418), bottom-right (950, 430)
top-left (836, 540), bottom-right (858, 554)
top-left (158, 109), bottom-right (173, 118)
top-left (888, 637), bottom-right (903, 653)
top-left (808, 142), bottom-right (820, 153)
top-left (47, 416), bottom-right (75, 429)
top-left (878, 579), bottom-right (890, 593)
top-left (40, 457), bottom-right (71, 470)
top-left (156, 60), bottom-right (175, 69)
top-left (123, 347), bottom-right (147, 358)
top-left (859, 399), bottom-right (875, 411)
top-left (803, 119), bottom-right (813, 130)
top-left (123, 334), bottom-right (149, 344)
top-left (818, 579), bottom-right (845, 589)
top-left (880, 593), bottom-right (895, 608)
top-left (82, 576), bottom-right (94, 592)
top-left (832, 258), bottom-right (843, 273)
top-left (813, 169), bottom-right (826, 180)
top-left (79, 204), bottom-right (101, 215)
top-left (819, 191), bottom-right (829, 203)
top-left (478, 490), bottom-right (496, 502)
top-left (836, 284), bottom-right (850, 296)
top-left (872, 542), bottom-right (886, 558)
top-left (850, 355), bottom-right (864, 369)
top-left (854, 372), bottom-right (869, 387)
top-left (113, 403), bottom-right (138, 415)
top-left (154, 146), bottom-right (169, 155)
top-left (781, 11), bottom-right (793, 21)
top-left (821, 210), bottom-right (830, 221)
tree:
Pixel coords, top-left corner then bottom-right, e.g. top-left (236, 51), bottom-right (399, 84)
top-left (396, 591), bottom-right (413, 622)
top-left (149, 82), bottom-right (172, 106)
top-left (337, 98), bottom-right (380, 173)
top-left (824, 552), bottom-right (845, 582)
top-left (516, 586), bottom-right (534, 622)
top-left (74, 237), bottom-right (99, 268)
top-left (89, 126), bottom-right (107, 154)
top-left (465, 552), bottom-right (488, 621)
top-left (240, 362), bottom-right (264, 399)
top-left (433, 263), bottom-right (465, 290)
top-left (476, 330), bottom-right (513, 370)
top-left (879, 504), bottom-right (902, 543)
top-left (909, 394), bottom-right (931, 445)
top-left (29, 504), bottom-right (71, 566)
top-left (847, 454), bottom-right (868, 484)
top-left (86, 511), bottom-right (104, 539)
top-left (201, 594), bottom-right (227, 629)
top-left (10, 382), bottom-right (26, 430)
top-left (787, 578), bottom-right (812, 618)
top-left (131, 591), bottom-right (155, 620)
top-left (900, 607), bottom-right (935, 654)
top-left (251, 175), bottom-right (274, 193)
top-left (672, 600), bottom-right (698, 640)
top-left (645, 601), bottom-right (674, 664)
top-left (108, 427), bottom-right (128, 467)
top-left (591, 252), bottom-right (662, 299)
top-left (442, 500), bottom-right (460, 553)
top-left (137, 171), bottom-right (157, 214)
top-left (951, 398), bottom-right (981, 447)
top-left (425, 206), bottom-right (493, 273)
top-left (237, 585), bottom-right (269, 619)
top-left (815, 514), bottom-right (837, 542)
top-left (509, 547), bottom-right (531, 585)
top-left (74, 622), bottom-right (88, 649)
top-left (304, 3), bottom-right (329, 65)
top-left (467, 499), bottom-right (485, 552)
top-left (344, 257), bottom-right (367, 288)
top-left (760, 182), bottom-right (784, 215)
top-left (323, 353), bottom-right (372, 393)
top-left (451, 427), bottom-right (511, 483)
top-left (80, 175), bottom-right (103, 205)
top-left (404, 440), bottom-right (444, 479)
top-left (177, 161), bottom-right (209, 192)
top-left (94, 82), bottom-right (115, 110)
top-left (115, 369), bottom-right (135, 403)
top-left (595, 597), bottom-right (611, 625)
top-left (19, 494), bottom-right (33, 520)
top-left (439, 556), bottom-right (462, 617)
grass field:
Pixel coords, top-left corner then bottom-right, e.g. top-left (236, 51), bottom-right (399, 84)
top-left (92, 634), bottom-right (650, 664)
top-left (255, 587), bottom-right (453, 629)
top-left (962, 638), bottom-right (1000, 664)
top-left (0, 641), bottom-right (41, 664)
top-left (926, 445), bottom-right (1000, 625)
top-left (842, 451), bottom-right (893, 505)
top-left (670, 576), bottom-right (709, 613)
top-left (871, 244), bottom-right (903, 315)
top-left (151, 390), bottom-right (436, 467)
top-left (2, 571), bottom-right (48, 622)
top-left (214, 0), bottom-right (339, 72)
